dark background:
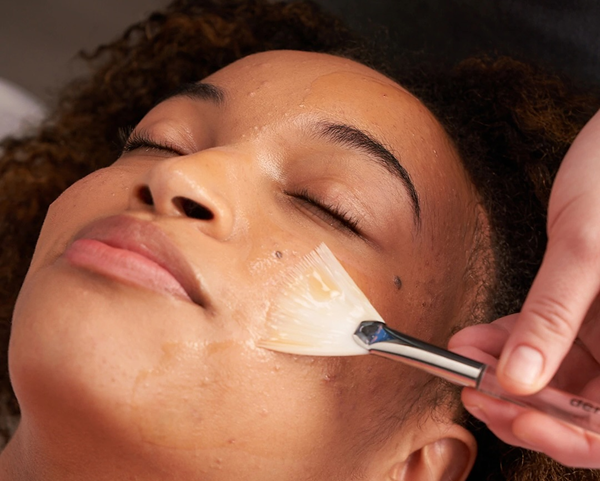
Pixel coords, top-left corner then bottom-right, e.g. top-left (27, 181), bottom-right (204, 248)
top-left (1, 0), bottom-right (599, 105)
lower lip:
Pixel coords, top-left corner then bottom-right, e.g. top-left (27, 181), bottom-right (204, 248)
top-left (64, 238), bottom-right (192, 302)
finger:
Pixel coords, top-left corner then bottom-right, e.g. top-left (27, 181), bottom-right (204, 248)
top-left (461, 389), bottom-right (539, 449)
top-left (450, 346), bottom-right (499, 366)
top-left (581, 376), bottom-right (600, 402)
top-left (580, 295), bottom-right (600, 362)
top-left (512, 411), bottom-right (600, 469)
top-left (497, 109), bottom-right (600, 395)
top-left (551, 342), bottom-right (600, 393)
top-left (463, 389), bottom-right (600, 468)
top-left (498, 238), bottom-right (600, 395)
top-left (448, 315), bottom-right (516, 357)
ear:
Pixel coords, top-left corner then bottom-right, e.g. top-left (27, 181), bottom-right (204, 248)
top-left (382, 419), bottom-right (477, 481)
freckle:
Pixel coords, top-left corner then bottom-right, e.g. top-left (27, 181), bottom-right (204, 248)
top-left (393, 276), bottom-right (402, 290)
top-left (274, 250), bottom-right (283, 259)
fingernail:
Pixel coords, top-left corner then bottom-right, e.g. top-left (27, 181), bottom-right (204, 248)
top-left (505, 345), bottom-right (544, 386)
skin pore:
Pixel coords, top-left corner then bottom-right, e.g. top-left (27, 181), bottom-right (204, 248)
top-left (2, 51), bottom-right (487, 480)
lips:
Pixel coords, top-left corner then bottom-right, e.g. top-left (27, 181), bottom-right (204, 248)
top-left (63, 215), bottom-right (205, 306)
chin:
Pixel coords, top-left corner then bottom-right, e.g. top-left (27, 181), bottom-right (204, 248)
top-left (10, 262), bottom-right (191, 434)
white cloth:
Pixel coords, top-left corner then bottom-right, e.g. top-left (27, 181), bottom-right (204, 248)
top-left (0, 78), bottom-right (46, 138)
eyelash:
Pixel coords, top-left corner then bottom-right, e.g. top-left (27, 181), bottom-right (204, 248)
top-left (287, 188), bottom-right (361, 236)
top-left (119, 128), bottom-right (184, 156)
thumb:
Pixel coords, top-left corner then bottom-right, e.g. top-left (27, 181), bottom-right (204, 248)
top-left (497, 238), bottom-right (599, 395)
top-left (497, 110), bottom-right (600, 395)
top-left (498, 108), bottom-right (600, 395)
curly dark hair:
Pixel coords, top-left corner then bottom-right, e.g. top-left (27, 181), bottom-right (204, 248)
top-left (1, 1), bottom-right (599, 480)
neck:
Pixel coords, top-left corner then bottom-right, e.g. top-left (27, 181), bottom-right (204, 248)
top-left (0, 420), bottom-right (173, 481)
top-left (0, 423), bottom-right (39, 481)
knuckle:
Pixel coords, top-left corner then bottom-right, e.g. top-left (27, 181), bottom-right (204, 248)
top-left (553, 225), bottom-right (600, 265)
top-left (525, 296), bottom-right (579, 341)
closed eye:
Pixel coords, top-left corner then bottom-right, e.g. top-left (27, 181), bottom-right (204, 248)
top-left (286, 188), bottom-right (362, 237)
top-left (119, 128), bottom-right (184, 156)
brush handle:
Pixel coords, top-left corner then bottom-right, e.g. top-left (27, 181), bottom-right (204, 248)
top-left (354, 321), bottom-right (486, 387)
top-left (477, 365), bottom-right (600, 434)
top-left (355, 321), bottom-right (600, 434)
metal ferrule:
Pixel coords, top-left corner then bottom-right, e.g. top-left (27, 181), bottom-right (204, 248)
top-left (353, 321), bottom-right (485, 388)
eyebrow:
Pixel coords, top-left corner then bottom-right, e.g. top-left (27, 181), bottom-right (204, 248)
top-left (164, 83), bottom-right (421, 224)
top-left (314, 122), bottom-right (421, 225)
top-left (164, 82), bottom-right (226, 105)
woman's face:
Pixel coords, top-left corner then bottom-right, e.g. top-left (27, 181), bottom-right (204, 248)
top-left (10, 51), bottom-right (483, 479)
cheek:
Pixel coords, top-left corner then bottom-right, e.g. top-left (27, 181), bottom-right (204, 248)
top-left (28, 166), bottom-right (135, 273)
top-left (210, 228), bottom-right (318, 337)
top-left (342, 247), bottom-right (460, 348)
top-left (127, 347), bottom-right (415, 479)
top-left (129, 344), bottom-right (332, 452)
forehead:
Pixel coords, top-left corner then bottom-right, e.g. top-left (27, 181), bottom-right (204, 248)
top-left (207, 49), bottom-right (402, 93)
top-left (204, 50), bottom-right (437, 135)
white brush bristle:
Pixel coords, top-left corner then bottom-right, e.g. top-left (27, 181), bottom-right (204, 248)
top-left (258, 243), bottom-right (384, 356)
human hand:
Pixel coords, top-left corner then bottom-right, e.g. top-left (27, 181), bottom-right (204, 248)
top-left (498, 108), bottom-right (600, 396)
top-left (449, 108), bottom-right (600, 467)
top-left (449, 315), bottom-right (600, 468)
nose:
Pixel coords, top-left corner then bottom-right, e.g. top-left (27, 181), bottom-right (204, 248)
top-left (133, 153), bottom-right (235, 240)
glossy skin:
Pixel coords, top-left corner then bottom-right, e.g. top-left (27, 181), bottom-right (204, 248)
top-left (3, 51), bottom-right (484, 480)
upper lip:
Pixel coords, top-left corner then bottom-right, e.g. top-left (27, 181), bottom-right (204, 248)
top-left (71, 214), bottom-right (207, 307)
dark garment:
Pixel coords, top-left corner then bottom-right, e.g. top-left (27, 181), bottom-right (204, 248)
top-left (317, 0), bottom-right (600, 86)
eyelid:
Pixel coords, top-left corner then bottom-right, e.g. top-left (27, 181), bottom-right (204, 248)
top-left (120, 128), bottom-right (186, 156)
top-left (286, 188), bottom-right (363, 238)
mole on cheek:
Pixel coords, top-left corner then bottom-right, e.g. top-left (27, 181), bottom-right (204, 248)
top-left (393, 276), bottom-right (402, 290)
top-left (274, 251), bottom-right (283, 259)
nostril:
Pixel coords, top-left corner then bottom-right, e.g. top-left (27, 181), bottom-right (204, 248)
top-left (137, 186), bottom-right (154, 206)
top-left (174, 196), bottom-right (214, 220)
